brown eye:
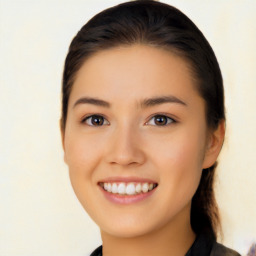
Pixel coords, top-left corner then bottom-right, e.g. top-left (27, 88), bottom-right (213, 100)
top-left (147, 115), bottom-right (175, 126)
top-left (83, 115), bottom-right (109, 126)
top-left (155, 115), bottom-right (168, 125)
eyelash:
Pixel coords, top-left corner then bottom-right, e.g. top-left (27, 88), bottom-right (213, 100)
top-left (81, 114), bottom-right (176, 127)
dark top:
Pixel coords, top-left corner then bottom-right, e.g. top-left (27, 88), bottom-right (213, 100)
top-left (90, 232), bottom-right (241, 256)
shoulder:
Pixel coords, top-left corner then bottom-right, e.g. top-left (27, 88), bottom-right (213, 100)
top-left (210, 242), bottom-right (241, 256)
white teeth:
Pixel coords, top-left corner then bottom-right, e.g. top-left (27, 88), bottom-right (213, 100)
top-left (126, 183), bottom-right (136, 195)
top-left (117, 183), bottom-right (126, 195)
top-left (111, 183), bottom-right (118, 194)
top-left (101, 182), bottom-right (157, 195)
top-left (142, 183), bottom-right (149, 193)
top-left (135, 183), bottom-right (142, 193)
top-left (107, 183), bottom-right (112, 192)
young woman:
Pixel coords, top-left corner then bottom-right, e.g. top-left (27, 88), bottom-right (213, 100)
top-left (60, 1), bottom-right (241, 255)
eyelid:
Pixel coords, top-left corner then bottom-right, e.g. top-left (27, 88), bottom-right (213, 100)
top-left (81, 114), bottom-right (110, 126)
top-left (80, 113), bottom-right (177, 127)
top-left (145, 114), bottom-right (177, 126)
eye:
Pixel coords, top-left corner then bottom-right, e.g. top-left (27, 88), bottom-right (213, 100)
top-left (146, 114), bottom-right (175, 126)
top-left (82, 115), bottom-right (109, 126)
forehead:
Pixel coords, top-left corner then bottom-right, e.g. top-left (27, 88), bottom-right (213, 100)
top-left (69, 44), bottom-right (202, 108)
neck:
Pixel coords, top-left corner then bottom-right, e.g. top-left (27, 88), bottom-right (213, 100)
top-left (101, 203), bottom-right (196, 256)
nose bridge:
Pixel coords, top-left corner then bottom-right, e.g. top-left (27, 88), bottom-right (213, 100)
top-left (106, 120), bottom-right (145, 166)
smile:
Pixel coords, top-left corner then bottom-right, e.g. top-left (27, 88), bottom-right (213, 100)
top-left (99, 182), bottom-right (158, 195)
top-left (98, 180), bottom-right (158, 205)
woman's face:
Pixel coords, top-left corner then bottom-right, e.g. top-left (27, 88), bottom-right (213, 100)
top-left (63, 45), bottom-right (215, 238)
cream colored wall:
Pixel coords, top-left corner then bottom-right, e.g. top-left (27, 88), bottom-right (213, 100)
top-left (0, 0), bottom-right (255, 255)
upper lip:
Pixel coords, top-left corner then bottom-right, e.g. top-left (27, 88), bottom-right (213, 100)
top-left (98, 176), bottom-right (158, 184)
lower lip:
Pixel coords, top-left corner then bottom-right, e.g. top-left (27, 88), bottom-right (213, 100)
top-left (99, 186), bottom-right (157, 205)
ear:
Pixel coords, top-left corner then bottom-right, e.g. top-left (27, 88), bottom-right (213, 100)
top-left (202, 119), bottom-right (225, 169)
top-left (60, 119), bottom-right (67, 164)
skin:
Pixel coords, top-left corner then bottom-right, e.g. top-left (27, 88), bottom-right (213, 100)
top-left (62, 44), bottom-right (225, 256)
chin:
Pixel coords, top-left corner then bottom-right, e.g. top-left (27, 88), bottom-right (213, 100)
top-left (101, 224), bottom-right (153, 239)
top-left (106, 231), bottom-right (143, 239)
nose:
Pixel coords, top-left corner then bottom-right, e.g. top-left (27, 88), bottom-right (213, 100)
top-left (105, 124), bottom-right (146, 167)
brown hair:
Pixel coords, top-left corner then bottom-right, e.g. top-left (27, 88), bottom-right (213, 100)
top-left (61, 0), bottom-right (225, 240)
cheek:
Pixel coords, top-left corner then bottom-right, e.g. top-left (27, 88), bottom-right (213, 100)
top-left (64, 132), bottom-right (102, 211)
top-left (63, 133), bottom-right (104, 211)
top-left (150, 127), bottom-right (205, 200)
top-left (150, 126), bottom-right (205, 169)
top-left (64, 129), bottom-right (103, 172)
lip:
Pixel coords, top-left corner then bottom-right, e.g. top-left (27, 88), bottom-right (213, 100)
top-left (99, 186), bottom-right (157, 204)
top-left (98, 176), bottom-right (158, 184)
top-left (98, 176), bottom-right (158, 205)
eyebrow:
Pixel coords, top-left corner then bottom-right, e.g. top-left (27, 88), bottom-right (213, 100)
top-left (140, 95), bottom-right (187, 108)
top-left (73, 95), bottom-right (187, 109)
top-left (73, 97), bottom-right (110, 108)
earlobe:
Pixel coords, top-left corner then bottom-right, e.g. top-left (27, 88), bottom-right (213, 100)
top-left (202, 120), bottom-right (225, 169)
top-left (63, 152), bottom-right (67, 164)
top-left (61, 136), bottom-right (68, 164)
top-left (59, 119), bottom-right (67, 163)
top-left (60, 119), bottom-right (65, 149)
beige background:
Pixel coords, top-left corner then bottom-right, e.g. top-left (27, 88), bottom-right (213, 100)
top-left (0, 0), bottom-right (255, 255)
